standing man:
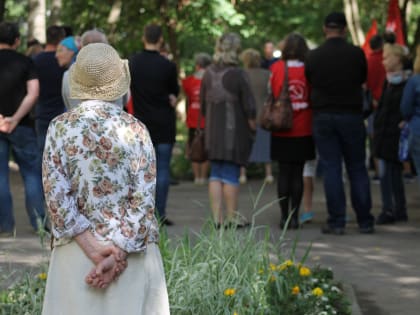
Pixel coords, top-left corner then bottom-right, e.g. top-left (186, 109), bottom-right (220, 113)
top-left (261, 41), bottom-right (279, 69)
top-left (305, 12), bottom-right (375, 234)
top-left (129, 24), bottom-right (179, 225)
top-left (33, 25), bottom-right (66, 155)
top-left (0, 22), bottom-right (45, 235)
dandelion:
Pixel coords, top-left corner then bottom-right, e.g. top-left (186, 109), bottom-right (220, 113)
top-left (224, 288), bottom-right (236, 296)
top-left (233, 312), bottom-right (238, 315)
top-left (258, 268), bottom-right (264, 274)
top-left (299, 266), bottom-right (311, 277)
top-left (312, 287), bottom-right (324, 296)
top-left (269, 263), bottom-right (276, 271)
top-left (270, 275), bottom-right (276, 282)
top-left (37, 272), bottom-right (47, 280)
top-left (292, 286), bottom-right (300, 295)
top-left (278, 259), bottom-right (293, 271)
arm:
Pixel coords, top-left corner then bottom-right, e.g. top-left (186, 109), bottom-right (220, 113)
top-left (240, 70), bottom-right (257, 130)
top-left (400, 78), bottom-right (416, 120)
top-left (1, 79), bottom-right (39, 133)
top-left (42, 121), bottom-right (91, 239)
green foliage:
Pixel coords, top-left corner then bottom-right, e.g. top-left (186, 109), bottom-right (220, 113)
top-left (0, 222), bottom-right (351, 315)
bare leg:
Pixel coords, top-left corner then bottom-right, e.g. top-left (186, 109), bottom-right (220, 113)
top-left (265, 163), bottom-right (272, 177)
top-left (239, 167), bottom-right (247, 184)
top-left (200, 161), bottom-right (209, 182)
top-left (192, 162), bottom-right (200, 183)
top-left (209, 180), bottom-right (223, 224)
top-left (223, 183), bottom-right (239, 222)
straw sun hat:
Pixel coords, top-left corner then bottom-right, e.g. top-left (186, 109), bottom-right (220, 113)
top-left (69, 43), bottom-right (130, 101)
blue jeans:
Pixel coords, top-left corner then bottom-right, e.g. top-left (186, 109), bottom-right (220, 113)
top-left (0, 126), bottom-right (45, 231)
top-left (313, 113), bottom-right (374, 229)
top-left (409, 132), bottom-right (420, 186)
top-left (155, 143), bottom-right (173, 219)
top-left (378, 159), bottom-right (407, 218)
top-left (35, 118), bottom-right (51, 157)
top-left (209, 160), bottom-right (240, 186)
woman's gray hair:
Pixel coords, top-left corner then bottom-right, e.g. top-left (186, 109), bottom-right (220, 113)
top-left (213, 33), bottom-right (241, 65)
top-left (194, 52), bottom-right (212, 68)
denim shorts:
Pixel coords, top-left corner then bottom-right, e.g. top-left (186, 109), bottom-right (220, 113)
top-left (209, 161), bottom-right (240, 186)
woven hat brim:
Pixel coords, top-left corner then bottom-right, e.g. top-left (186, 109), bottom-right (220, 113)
top-left (69, 59), bottom-right (130, 101)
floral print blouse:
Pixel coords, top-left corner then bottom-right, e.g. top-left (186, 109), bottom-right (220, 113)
top-left (42, 100), bottom-right (159, 253)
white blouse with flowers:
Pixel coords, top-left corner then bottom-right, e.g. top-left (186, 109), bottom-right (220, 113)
top-left (42, 100), bottom-right (159, 253)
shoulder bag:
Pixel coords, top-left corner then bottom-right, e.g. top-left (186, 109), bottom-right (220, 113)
top-left (260, 63), bottom-right (293, 132)
top-left (188, 110), bottom-right (207, 163)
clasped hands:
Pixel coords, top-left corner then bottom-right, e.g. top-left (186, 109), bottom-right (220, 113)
top-left (85, 244), bottom-right (128, 289)
top-left (0, 114), bottom-right (18, 134)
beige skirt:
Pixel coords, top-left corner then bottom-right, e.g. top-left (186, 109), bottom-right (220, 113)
top-left (42, 242), bottom-right (170, 315)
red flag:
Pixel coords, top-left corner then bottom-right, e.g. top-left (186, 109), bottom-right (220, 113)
top-left (386, 0), bottom-right (406, 45)
top-left (362, 20), bottom-right (378, 56)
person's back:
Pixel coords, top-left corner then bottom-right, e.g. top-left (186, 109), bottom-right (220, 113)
top-left (0, 21), bottom-right (45, 235)
top-left (0, 49), bottom-right (36, 126)
top-left (129, 48), bottom-right (179, 144)
top-left (304, 12), bottom-right (374, 235)
top-left (128, 24), bottom-right (179, 225)
top-left (305, 37), bottom-right (366, 113)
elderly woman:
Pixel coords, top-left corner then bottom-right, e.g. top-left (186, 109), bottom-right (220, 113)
top-left (55, 36), bottom-right (79, 68)
top-left (374, 43), bottom-right (410, 224)
top-left (269, 33), bottom-right (315, 229)
top-left (200, 33), bottom-right (256, 228)
top-left (239, 48), bottom-right (272, 184)
top-left (401, 45), bottom-right (420, 187)
top-left (42, 43), bottom-right (169, 314)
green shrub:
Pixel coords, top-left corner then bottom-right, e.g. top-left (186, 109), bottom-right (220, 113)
top-left (1, 217), bottom-right (351, 315)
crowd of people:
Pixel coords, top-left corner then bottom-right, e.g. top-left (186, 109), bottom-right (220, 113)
top-left (0, 9), bottom-right (420, 314)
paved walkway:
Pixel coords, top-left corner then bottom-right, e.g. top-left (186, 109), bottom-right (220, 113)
top-left (1, 169), bottom-right (420, 315)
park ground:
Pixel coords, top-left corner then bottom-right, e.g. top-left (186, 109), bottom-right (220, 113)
top-left (1, 169), bottom-right (420, 315)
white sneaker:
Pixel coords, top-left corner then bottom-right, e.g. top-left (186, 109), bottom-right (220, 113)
top-left (239, 175), bottom-right (247, 184)
top-left (264, 175), bottom-right (274, 184)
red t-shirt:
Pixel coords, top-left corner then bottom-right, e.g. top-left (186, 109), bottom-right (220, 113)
top-left (366, 50), bottom-right (386, 102)
top-left (269, 60), bottom-right (312, 137)
top-left (182, 75), bottom-right (205, 129)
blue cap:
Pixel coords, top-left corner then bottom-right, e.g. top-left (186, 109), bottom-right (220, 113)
top-left (59, 36), bottom-right (79, 54)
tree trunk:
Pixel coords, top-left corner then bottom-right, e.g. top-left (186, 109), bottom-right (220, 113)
top-left (28, 0), bottom-right (46, 43)
top-left (0, 0), bottom-right (5, 22)
top-left (343, 0), bottom-right (364, 46)
top-left (107, 0), bottom-right (122, 44)
top-left (49, 0), bottom-right (62, 25)
top-left (158, 0), bottom-right (180, 71)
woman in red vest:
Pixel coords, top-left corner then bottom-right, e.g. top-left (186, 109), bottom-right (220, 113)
top-left (270, 33), bottom-right (315, 229)
top-left (182, 53), bottom-right (212, 184)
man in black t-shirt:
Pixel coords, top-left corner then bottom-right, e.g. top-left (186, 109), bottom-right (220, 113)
top-left (0, 22), bottom-right (46, 236)
top-left (129, 24), bottom-right (179, 225)
top-left (305, 12), bottom-right (375, 235)
top-left (33, 25), bottom-right (66, 156)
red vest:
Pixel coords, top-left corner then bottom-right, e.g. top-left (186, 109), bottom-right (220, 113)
top-left (270, 60), bottom-right (312, 137)
top-left (182, 75), bottom-right (205, 129)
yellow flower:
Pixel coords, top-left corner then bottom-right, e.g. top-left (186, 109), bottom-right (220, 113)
top-left (258, 268), bottom-right (264, 274)
top-left (292, 286), bottom-right (300, 295)
top-left (270, 275), bottom-right (276, 282)
top-left (269, 263), bottom-right (276, 271)
top-left (224, 288), bottom-right (236, 296)
top-left (285, 259), bottom-right (293, 267)
top-left (233, 312), bottom-right (238, 315)
top-left (278, 259), bottom-right (294, 271)
top-left (299, 266), bottom-right (311, 277)
top-left (312, 287), bottom-right (324, 296)
top-left (37, 273), bottom-right (47, 280)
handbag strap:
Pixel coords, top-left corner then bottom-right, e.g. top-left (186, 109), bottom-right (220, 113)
top-left (270, 61), bottom-right (289, 104)
top-left (280, 61), bottom-right (289, 97)
top-left (196, 104), bottom-right (203, 130)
